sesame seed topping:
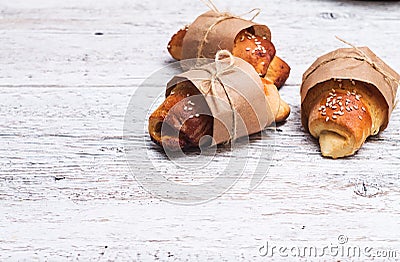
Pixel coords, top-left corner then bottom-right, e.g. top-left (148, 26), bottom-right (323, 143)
top-left (346, 107), bottom-right (351, 112)
top-left (186, 94), bottom-right (190, 97)
top-left (332, 99), bottom-right (337, 104)
top-left (189, 115), bottom-right (194, 119)
top-left (321, 112), bottom-right (326, 116)
top-left (337, 96), bottom-right (342, 100)
top-left (333, 111), bottom-right (341, 115)
top-left (247, 36), bottom-right (252, 40)
top-left (170, 91), bottom-right (175, 95)
top-left (340, 106), bottom-right (344, 111)
top-left (326, 117), bottom-right (330, 122)
top-left (325, 103), bottom-right (329, 107)
top-left (332, 115), bottom-right (338, 120)
top-left (167, 45), bottom-right (171, 49)
top-left (188, 107), bottom-right (193, 111)
top-left (188, 101), bottom-right (195, 106)
top-left (351, 80), bottom-right (356, 86)
top-left (246, 47), bottom-right (251, 51)
top-left (337, 79), bottom-right (342, 82)
top-left (195, 114), bottom-right (200, 118)
top-left (355, 95), bottom-right (361, 101)
top-left (261, 62), bottom-right (265, 65)
top-left (362, 107), bottom-right (366, 112)
top-left (338, 102), bottom-right (343, 106)
top-left (332, 88), bottom-right (336, 93)
top-left (263, 36), bottom-right (267, 40)
top-left (359, 115), bottom-right (363, 120)
top-left (329, 93), bottom-right (334, 96)
top-left (354, 105), bottom-right (359, 110)
top-left (347, 91), bottom-right (351, 96)
top-left (255, 41), bottom-right (261, 45)
top-left (241, 36), bottom-right (245, 41)
top-left (332, 106), bottom-right (337, 109)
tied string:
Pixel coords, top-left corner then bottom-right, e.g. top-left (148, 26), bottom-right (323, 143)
top-left (200, 50), bottom-right (237, 143)
top-left (335, 36), bottom-right (400, 86)
top-left (198, 0), bottom-right (261, 58)
top-left (335, 36), bottom-right (400, 109)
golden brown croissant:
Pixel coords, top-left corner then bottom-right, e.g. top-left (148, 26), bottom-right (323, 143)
top-left (302, 79), bottom-right (387, 158)
top-left (168, 27), bottom-right (289, 88)
top-left (149, 78), bottom-right (289, 150)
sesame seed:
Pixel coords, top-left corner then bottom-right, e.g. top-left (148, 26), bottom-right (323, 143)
top-left (332, 115), bottom-right (338, 120)
top-left (355, 95), bottom-right (361, 101)
top-left (189, 115), bottom-right (194, 119)
top-left (195, 114), bottom-right (200, 118)
top-left (362, 107), bottom-right (366, 112)
top-left (332, 106), bottom-right (337, 109)
top-left (263, 36), bottom-right (267, 40)
top-left (329, 93), bottom-right (334, 96)
top-left (247, 36), bottom-right (252, 40)
top-left (339, 111), bottom-right (344, 116)
top-left (347, 91), bottom-right (351, 96)
top-left (188, 107), bottom-right (193, 111)
top-left (358, 115), bottom-right (363, 120)
top-left (326, 117), bottom-right (330, 122)
top-left (346, 107), bottom-right (351, 112)
top-left (186, 94), bottom-right (190, 97)
top-left (188, 101), bottom-right (195, 106)
top-left (338, 102), bottom-right (343, 106)
top-left (340, 106), bottom-right (344, 111)
top-left (252, 50), bottom-right (255, 54)
top-left (332, 99), bottom-right (337, 104)
top-left (261, 62), bottom-right (265, 65)
top-left (351, 80), bottom-right (356, 86)
top-left (321, 112), bottom-right (326, 116)
top-left (332, 88), bottom-right (336, 93)
top-left (241, 36), bottom-right (245, 41)
top-left (255, 41), bottom-right (261, 45)
top-left (319, 107), bottom-right (323, 111)
top-left (354, 105), bottom-right (359, 110)
top-left (263, 50), bottom-right (266, 53)
top-left (326, 103), bottom-right (329, 107)
top-left (246, 48), bottom-right (251, 51)
top-left (337, 96), bottom-right (342, 100)
top-left (327, 97), bottom-right (332, 102)
top-left (170, 91), bottom-right (175, 95)
top-left (167, 45), bottom-right (171, 49)
top-left (334, 111), bottom-right (341, 115)
top-left (337, 79), bottom-right (342, 82)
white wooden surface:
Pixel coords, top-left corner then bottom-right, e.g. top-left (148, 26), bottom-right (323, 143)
top-left (1, 0), bottom-right (400, 260)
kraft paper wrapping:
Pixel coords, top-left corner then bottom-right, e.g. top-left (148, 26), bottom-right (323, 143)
top-left (166, 56), bottom-right (274, 145)
top-left (181, 10), bottom-right (271, 60)
top-left (301, 47), bottom-right (400, 130)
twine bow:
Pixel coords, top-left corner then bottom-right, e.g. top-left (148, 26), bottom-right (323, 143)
top-left (200, 50), bottom-right (237, 143)
top-left (198, 0), bottom-right (261, 58)
top-left (335, 36), bottom-right (400, 109)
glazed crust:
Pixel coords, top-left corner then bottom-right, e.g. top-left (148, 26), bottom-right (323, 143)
top-left (266, 56), bottom-right (291, 89)
top-left (302, 79), bottom-right (388, 158)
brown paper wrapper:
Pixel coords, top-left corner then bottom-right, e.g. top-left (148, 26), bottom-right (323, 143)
top-left (181, 10), bottom-right (271, 60)
top-left (166, 57), bottom-right (274, 145)
top-left (301, 47), bottom-right (400, 131)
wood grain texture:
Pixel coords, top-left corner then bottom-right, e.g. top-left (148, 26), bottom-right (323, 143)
top-left (1, 0), bottom-right (400, 260)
